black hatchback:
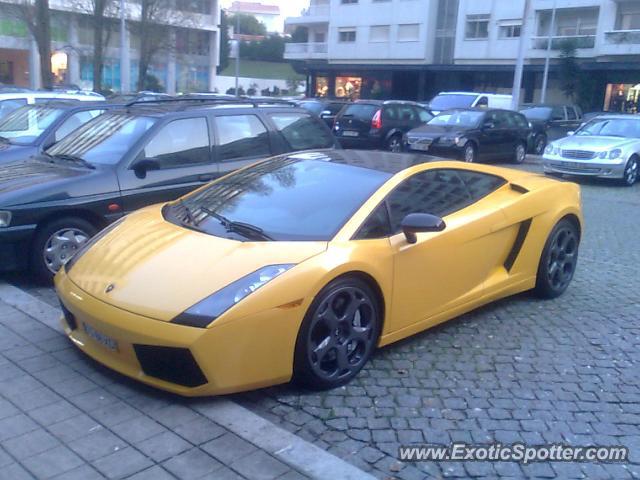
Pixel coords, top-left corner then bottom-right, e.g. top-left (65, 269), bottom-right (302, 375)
top-left (520, 104), bottom-right (583, 155)
top-left (333, 100), bottom-right (433, 152)
top-left (405, 108), bottom-right (531, 164)
top-left (0, 98), bottom-right (338, 280)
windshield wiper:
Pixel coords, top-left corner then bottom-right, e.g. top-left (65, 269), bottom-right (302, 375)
top-left (199, 206), bottom-right (273, 241)
top-left (50, 153), bottom-right (96, 170)
top-left (179, 199), bottom-right (196, 225)
top-left (0, 135), bottom-right (10, 143)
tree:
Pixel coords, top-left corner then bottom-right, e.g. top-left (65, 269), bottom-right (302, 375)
top-left (557, 40), bottom-right (580, 101)
top-left (228, 13), bottom-right (267, 37)
top-left (217, 9), bottom-right (230, 73)
top-left (89, 0), bottom-right (116, 93)
top-left (8, 0), bottom-right (53, 89)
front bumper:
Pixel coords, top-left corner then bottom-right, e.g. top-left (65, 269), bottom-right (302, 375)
top-left (542, 155), bottom-right (627, 179)
top-left (0, 224), bottom-right (37, 271)
top-left (407, 142), bottom-right (463, 159)
top-left (55, 271), bottom-right (302, 396)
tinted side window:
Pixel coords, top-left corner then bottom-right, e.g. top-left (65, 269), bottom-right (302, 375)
top-left (476, 96), bottom-right (489, 107)
top-left (417, 107), bottom-right (434, 123)
top-left (0, 98), bottom-right (27, 118)
top-left (397, 105), bottom-right (417, 122)
top-left (513, 112), bottom-right (529, 129)
top-left (455, 170), bottom-right (507, 202)
top-left (270, 113), bottom-right (334, 150)
top-left (144, 117), bottom-right (210, 169)
top-left (565, 107), bottom-right (577, 120)
top-left (215, 114), bottom-right (271, 161)
top-left (551, 107), bottom-right (565, 121)
top-left (55, 109), bottom-right (104, 142)
top-left (355, 204), bottom-right (391, 239)
top-left (328, 103), bottom-right (346, 115)
top-left (387, 170), bottom-right (473, 234)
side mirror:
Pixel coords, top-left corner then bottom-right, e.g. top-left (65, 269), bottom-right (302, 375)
top-left (401, 213), bottom-right (446, 244)
top-left (320, 110), bottom-right (331, 118)
top-left (567, 131), bottom-right (575, 136)
top-left (131, 158), bottom-right (160, 178)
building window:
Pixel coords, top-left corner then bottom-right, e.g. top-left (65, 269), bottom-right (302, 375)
top-left (369, 25), bottom-right (390, 43)
top-left (397, 24), bottom-right (420, 42)
top-left (499, 22), bottom-right (521, 38)
top-left (339, 29), bottom-right (357, 43)
top-left (616, 1), bottom-right (640, 30)
top-left (465, 14), bottom-right (490, 39)
top-left (176, 29), bottom-right (210, 56)
top-left (315, 76), bottom-right (329, 97)
top-left (335, 76), bottom-right (361, 98)
top-left (538, 7), bottom-right (599, 37)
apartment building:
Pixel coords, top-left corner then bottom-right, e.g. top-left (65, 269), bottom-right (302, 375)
top-left (0, 0), bottom-right (220, 94)
top-left (285, 0), bottom-right (640, 111)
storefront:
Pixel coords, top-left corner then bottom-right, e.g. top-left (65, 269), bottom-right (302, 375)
top-left (603, 83), bottom-right (640, 113)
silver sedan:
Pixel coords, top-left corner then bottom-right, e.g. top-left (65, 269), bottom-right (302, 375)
top-left (542, 115), bottom-right (639, 186)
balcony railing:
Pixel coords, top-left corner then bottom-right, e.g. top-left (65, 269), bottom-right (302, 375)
top-left (531, 35), bottom-right (596, 50)
top-left (605, 30), bottom-right (640, 44)
top-left (285, 42), bottom-right (328, 55)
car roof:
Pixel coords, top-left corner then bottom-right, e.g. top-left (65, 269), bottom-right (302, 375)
top-left (353, 99), bottom-right (423, 107)
top-left (0, 92), bottom-right (103, 101)
top-left (521, 104), bottom-right (574, 108)
top-left (437, 92), bottom-right (511, 98)
top-left (589, 114), bottom-right (640, 121)
top-left (19, 100), bottom-right (113, 109)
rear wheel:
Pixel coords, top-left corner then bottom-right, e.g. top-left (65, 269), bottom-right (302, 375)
top-left (294, 276), bottom-right (381, 390)
top-left (463, 142), bottom-right (477, 163)
top-left (512, 142), bottom-right (527, 164)
top-left (621, 155), bottom-right (638, 186)
top-left (31, 217), bottom-right (97, 283)
top-left (534, 219), bottom-right (580, 299)
top-left (386, 134), bottom-right (403, 153)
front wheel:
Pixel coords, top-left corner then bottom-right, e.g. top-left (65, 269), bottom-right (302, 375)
top-left (621, 156), bottom-right (638, 186)
top-left (31, 217), bottom-right (97, 282)
top-left (386, 134), bottom-right (403, 153)
top-left (534, 219), bottom-right (580, 299)
top-left (534, 135), bottom-right (547, 156)
top-left (512, 142), bottom-right (527, 164)
top-left (294, 276), bottom-right (381, 390)
top-left (463, 142), bottom-right (477, 163)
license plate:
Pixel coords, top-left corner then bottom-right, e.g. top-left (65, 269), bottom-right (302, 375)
top-left (83, 322), bottom-right (118, 351)
top-left (342, 130), bottom-right (359, 137)
top-left (561, 161), bottom-right (581, 169)
top-left (411, 143), bottom-right (431, 151)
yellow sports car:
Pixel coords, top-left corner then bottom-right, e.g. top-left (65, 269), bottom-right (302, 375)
top-left (55, 150), bottom-right (582, 396)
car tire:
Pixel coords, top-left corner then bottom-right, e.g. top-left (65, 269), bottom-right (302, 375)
top-left (31, 217), bottom-right (97, 283)
top-left (386, 134), bottom-right (403, 153)
top-left (293, 276), bottom-right (381, 390)
top-left (620, 155), bottom-right (639, 187)
top-left (512, 142), bottom-right (527, 164)
top-left (463, 142), bottom-right (477, 163)
top-left (534, 218), bottom-right (580, 299)
top-left (534, 135), bottom-right (547, 156)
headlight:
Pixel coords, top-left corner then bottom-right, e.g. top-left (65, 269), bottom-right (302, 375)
top-left (0, 211), bottom-right (11, 228)
top-left (544, 144), bottom-right (556, 155)
top-left (64, 217), bottom-right (126, 273)
top-left (609, 148), bottom-right (622, 160)
top-left (455, 136), bottom-right (466, 147)
top-left (171, 264), bottom-right (295, 328)
top-left (599, 151), bottom-right (607, 159)
top-left (438, 136), bottom-right (455, 145)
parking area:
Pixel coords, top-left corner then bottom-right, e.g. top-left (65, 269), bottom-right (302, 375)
top-left (1, 156), bottom-right (639, 479)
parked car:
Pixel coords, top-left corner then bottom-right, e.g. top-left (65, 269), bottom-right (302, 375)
top-left (0, 99), bottom-right (338, 280)
top-left (296, 98), bottom-right (351, 127)
top-left (54, 149), bottom-right (583, 396)
top-left (543, 114), bottom-right (640, 186)
top-left (333, 100), bottom-right (433, 152)
top-left (405, 108), bottom-right (531, 164)
top-left (520, 104), bottom-right (583, 155)
top-left (0, 101), bottom-right (115, 165)
top-left (0, 84), bottom-right (32, 94)
top-left (428, 92), bottom-right (513, 115)
top-left (108, 92), bottom-right (172, 103)
top-left (0, 91), bottom-right (105, 121)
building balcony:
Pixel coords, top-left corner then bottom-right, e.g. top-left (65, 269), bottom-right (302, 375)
top-left (531, 35), bottom-right (596, 50)
top-left (285, 4), bottom-right (329, 27)
top-left (605, 30), bottom-right (640, 44)
top-left (284, 42), bottom-right (328, 60)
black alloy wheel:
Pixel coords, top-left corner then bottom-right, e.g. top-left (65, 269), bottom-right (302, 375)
top-left (534, 219), bottom-right (580, 299)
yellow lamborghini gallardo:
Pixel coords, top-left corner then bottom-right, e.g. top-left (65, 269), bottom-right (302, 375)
top-left (55, 150), bottom-right (582, 396)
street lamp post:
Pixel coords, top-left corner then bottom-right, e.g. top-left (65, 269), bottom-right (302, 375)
top-left (119, 0), bottom-right (128, 93)
top-left (511, 0), bottom-right (531, 110)
top-left (541, 0), bottom-right (558, 104)
top-left (235, 13), bottom-right (240, 96)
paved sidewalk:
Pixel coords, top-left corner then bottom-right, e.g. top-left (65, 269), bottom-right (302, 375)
top-left (0, 283), bottom-right (375, 480)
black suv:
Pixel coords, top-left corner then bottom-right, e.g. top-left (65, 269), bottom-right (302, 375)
top-left (0, 100), bottom-right (113, 166)
top-left (333, 100), bottom-right (433, 152)
top-left (296, 98), bottom-right (351, 127)
top-left (0, 98), bottom-right (337, 280)
top-left (519, 104), bottom-right (583, 155)
top-left (405, 108), bottom-right (531, 164)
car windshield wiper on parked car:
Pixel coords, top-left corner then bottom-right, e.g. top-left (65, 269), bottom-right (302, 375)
top-left (48, 153), bottom-right (96, 170)
top-left (198, 206), bottom-right (274, 241)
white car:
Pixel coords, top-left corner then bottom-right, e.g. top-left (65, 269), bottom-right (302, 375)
top-left (0, 92), bottom-right (105, 121)
top-left (543, 114), bottom-right (639, 186)
top-left (428, 92), bottom-right (513, 115)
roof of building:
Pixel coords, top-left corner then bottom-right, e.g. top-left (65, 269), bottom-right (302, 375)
top-left (229, 1), bottom-right (280, 15)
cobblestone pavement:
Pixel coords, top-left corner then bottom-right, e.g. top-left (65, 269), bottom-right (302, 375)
top-left (4, 157), bottom-right (640, 479)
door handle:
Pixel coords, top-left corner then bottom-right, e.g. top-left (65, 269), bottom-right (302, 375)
top-left (198, 174), bottom-right (215, 182)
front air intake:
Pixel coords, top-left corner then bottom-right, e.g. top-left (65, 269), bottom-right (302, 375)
top-left (134, 345), bottom-right (207, 388)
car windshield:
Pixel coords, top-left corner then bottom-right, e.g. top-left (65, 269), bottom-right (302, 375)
top-left (46, 112), bottom-right (156, 165)
top-left (167, 156), bottom-right (392, 241)
top-left (520, 106), bottom-right (552, 120)
top-left (429, 94), bottom-right (476, 111)
top-left (428, 110), bottom-right (484, 128)
top-left (0, 105), bottom-right (64, 145)
top-left (576, 118), bottom-right (640, 138)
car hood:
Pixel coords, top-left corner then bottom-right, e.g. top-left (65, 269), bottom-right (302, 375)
top-left (0, 143), bottom-right (38, 165)
top-left (553, 135), bottom-right (637, 151)
top-left (407, 124), bottom-right (468, 140)
top-left (0, 159), bottom-right (116, 207)
top-left (66, 206), bottom-right (328, 322)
